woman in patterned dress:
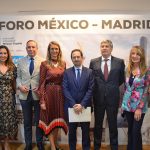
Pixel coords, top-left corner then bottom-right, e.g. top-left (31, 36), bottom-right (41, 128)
top-left (38, 41), bottom-right (68, 150)
top-left (0, 45), bottom-right (18, 150)
top-left (121, 46), bottom-right (150, 150)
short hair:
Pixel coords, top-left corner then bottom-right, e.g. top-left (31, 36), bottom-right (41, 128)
top-left (26, 40), bottom-right (38, 48)
top-left (71, 49), bottom-right (83, 59)
top-left (100, 40), bottom-right (113, 49)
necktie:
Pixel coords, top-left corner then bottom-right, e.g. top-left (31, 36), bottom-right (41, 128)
top-left (104, 59), bottom-right (108, 81)
top-left (76, 68), bottom-right (80, 84)
top-left (29, 58), bottom-right (34, 75)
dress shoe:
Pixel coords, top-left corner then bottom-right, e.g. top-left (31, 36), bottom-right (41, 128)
top-left (24, 144), bottom-right (32, 150)
top-left (37, 142), bottom-right (45, 150)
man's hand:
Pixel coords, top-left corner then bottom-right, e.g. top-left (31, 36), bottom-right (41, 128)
top-left (73, 104), bottom-right (83, 114)
top-left (19, 85), bottom-right (29, 93)
top-left (32, 87), bottom-right (38, 92)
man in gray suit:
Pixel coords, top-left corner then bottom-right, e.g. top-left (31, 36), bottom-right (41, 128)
top-left (89, 40), bottom-right (125, 150)
top-left (17, 40), bottom-right (44, 150)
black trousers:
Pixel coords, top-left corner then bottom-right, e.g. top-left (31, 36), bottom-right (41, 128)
top-left (68, 122), bottom-right (90, 150)
top-left (94, 105), bottom-right (118, 150)
top-left (124, 111), bottom-right (145, 150)
top-left (20, 91), bottom-right (43, 146)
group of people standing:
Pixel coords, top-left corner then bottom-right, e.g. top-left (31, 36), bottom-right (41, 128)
top-left (0, 39), bottom-right (149, 150)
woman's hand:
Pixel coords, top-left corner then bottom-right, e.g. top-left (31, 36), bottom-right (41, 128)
top-left (134, 109), bottom-right (142, 121)
top-left (40, 103), bottom-right (46, 110)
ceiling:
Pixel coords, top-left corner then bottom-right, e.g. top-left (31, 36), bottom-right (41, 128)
top-left (0, 0), bottom-right (150, 14)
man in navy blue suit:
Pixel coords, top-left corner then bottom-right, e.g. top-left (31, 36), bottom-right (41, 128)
top-left (63, 49), bottom-right (94, 150)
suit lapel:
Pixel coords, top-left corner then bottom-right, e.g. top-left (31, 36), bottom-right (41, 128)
top-left (71, 67), bottom-right (78, 87)
top-left (79, 67), bottom-right (87, 88)
top-left (24, 56), bottom-right (31, 76)
top-left (31, 56), bottom-right (40, 76)
top-left (98, 57), bottom-right (105, 80)
top-left (108, 56), bottom-right (115, 80)
top-left (32, 58), bottom-right (38, 76)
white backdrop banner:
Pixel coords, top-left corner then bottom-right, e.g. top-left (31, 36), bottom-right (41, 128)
top-left (0, 14), bottom-right (150, 144)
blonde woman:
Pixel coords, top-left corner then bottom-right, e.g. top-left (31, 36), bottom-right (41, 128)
top-left (121, 46), bottom-right (150, 150)
top-left (38, 41), bottom-right (68, 150)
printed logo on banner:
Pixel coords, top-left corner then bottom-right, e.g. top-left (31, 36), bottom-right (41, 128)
top-left (12, 56), bottom-right (24, 66)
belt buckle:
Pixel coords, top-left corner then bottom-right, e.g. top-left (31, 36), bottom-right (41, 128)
top-left (50, 82), bottom-right (54, 85)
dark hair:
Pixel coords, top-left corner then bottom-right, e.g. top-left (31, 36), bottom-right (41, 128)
top-left (0, 45), bottom-right (15, 70)
top-left (71, 49), bottom-right (83, 59)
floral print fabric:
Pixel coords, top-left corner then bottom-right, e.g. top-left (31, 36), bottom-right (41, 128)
top-left (122, 68), bottom-right (150, 113)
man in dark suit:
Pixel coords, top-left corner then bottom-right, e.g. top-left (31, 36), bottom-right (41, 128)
top-left (63, 49), bottom-right (94, 150)
top-left (89, 40), bottom-right (125, 150)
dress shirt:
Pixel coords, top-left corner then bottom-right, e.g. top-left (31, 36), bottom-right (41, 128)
top-left (74, 66), bottom-right (82, 79)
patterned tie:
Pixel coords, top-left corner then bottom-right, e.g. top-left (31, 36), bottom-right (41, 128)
top-left (104, 59), bottom-right (108, 81)
top-left (76, 68), bottom-right (81, 84)
top-left (29, 57), bottom-right (34, 75)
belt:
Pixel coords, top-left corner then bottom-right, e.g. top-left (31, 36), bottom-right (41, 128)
top-left (46, 82), bottom-right (60, 85)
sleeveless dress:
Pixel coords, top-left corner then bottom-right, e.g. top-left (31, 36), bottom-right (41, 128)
top-left (38, 61), bottom-right (68, 135)
top-left (0, 68), bottom-right (18, 139)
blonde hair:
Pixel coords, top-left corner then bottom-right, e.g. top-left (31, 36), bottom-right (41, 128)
top-left (127, 45), bottom-right (147, 77)
top-left (0, 45), bottom-right (15, 71)
top-left (46, 41), bottom-right (64, 67)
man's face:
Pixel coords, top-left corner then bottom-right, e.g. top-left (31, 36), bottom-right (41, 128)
top-left (100, 42), bottom-right (112, 58)
top-left (26, 41), bottom-right (38, 57)
top-left (71, 51), bottom-right (83, 67)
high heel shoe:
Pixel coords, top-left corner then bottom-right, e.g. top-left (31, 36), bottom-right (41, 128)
top-left (56, 146), bottom-right (63, 150)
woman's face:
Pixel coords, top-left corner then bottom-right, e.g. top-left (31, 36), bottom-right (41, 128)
top-left (0, 48), bottom-right (8, 63)
top-left (49, 44), bottom-right (60, 61)
top-left (130, 48), bottom-right (141, 64)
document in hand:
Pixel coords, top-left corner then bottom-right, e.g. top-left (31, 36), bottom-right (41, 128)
top-left (68, 107), bottom-right (91, 122)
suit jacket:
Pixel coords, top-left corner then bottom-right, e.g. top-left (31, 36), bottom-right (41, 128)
top-left (89, 56), bottom-right (125, 107)
top-left (17, 55), bottom-right (44, 100)
top-left (62, 66), bottom-right (94, 114)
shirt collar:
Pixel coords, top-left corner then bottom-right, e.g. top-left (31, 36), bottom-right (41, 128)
top-left (74, 65), bottom-right (82, 70)
top-left (27, 55), bottom-right (36, 60)
top-left (102, 55), bottom-right (111, 61)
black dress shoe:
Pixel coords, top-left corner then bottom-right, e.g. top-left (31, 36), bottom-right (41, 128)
top-left (24, 144), bottom-right (32, 150)
top-left (37, 142), bottom-right (45, 150)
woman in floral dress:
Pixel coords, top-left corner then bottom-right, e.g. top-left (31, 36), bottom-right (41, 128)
top-left (0, 45), bottom-right (18, 150)
top-left (121, 46), bottom-right (150, 150)
top-left (38, 41), bottom-right (68, 150)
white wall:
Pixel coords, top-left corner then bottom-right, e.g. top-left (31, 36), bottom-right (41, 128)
top-left (1, 0), bottom-right (150, 14)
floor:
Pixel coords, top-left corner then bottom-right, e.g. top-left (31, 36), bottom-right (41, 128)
top-left (0, 143), bottom-right (150, 150)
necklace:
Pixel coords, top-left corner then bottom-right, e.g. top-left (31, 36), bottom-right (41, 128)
top-left (51, 62), bottom-right (58, 67)
top-left (132, 68), bottom-right (140, 77)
